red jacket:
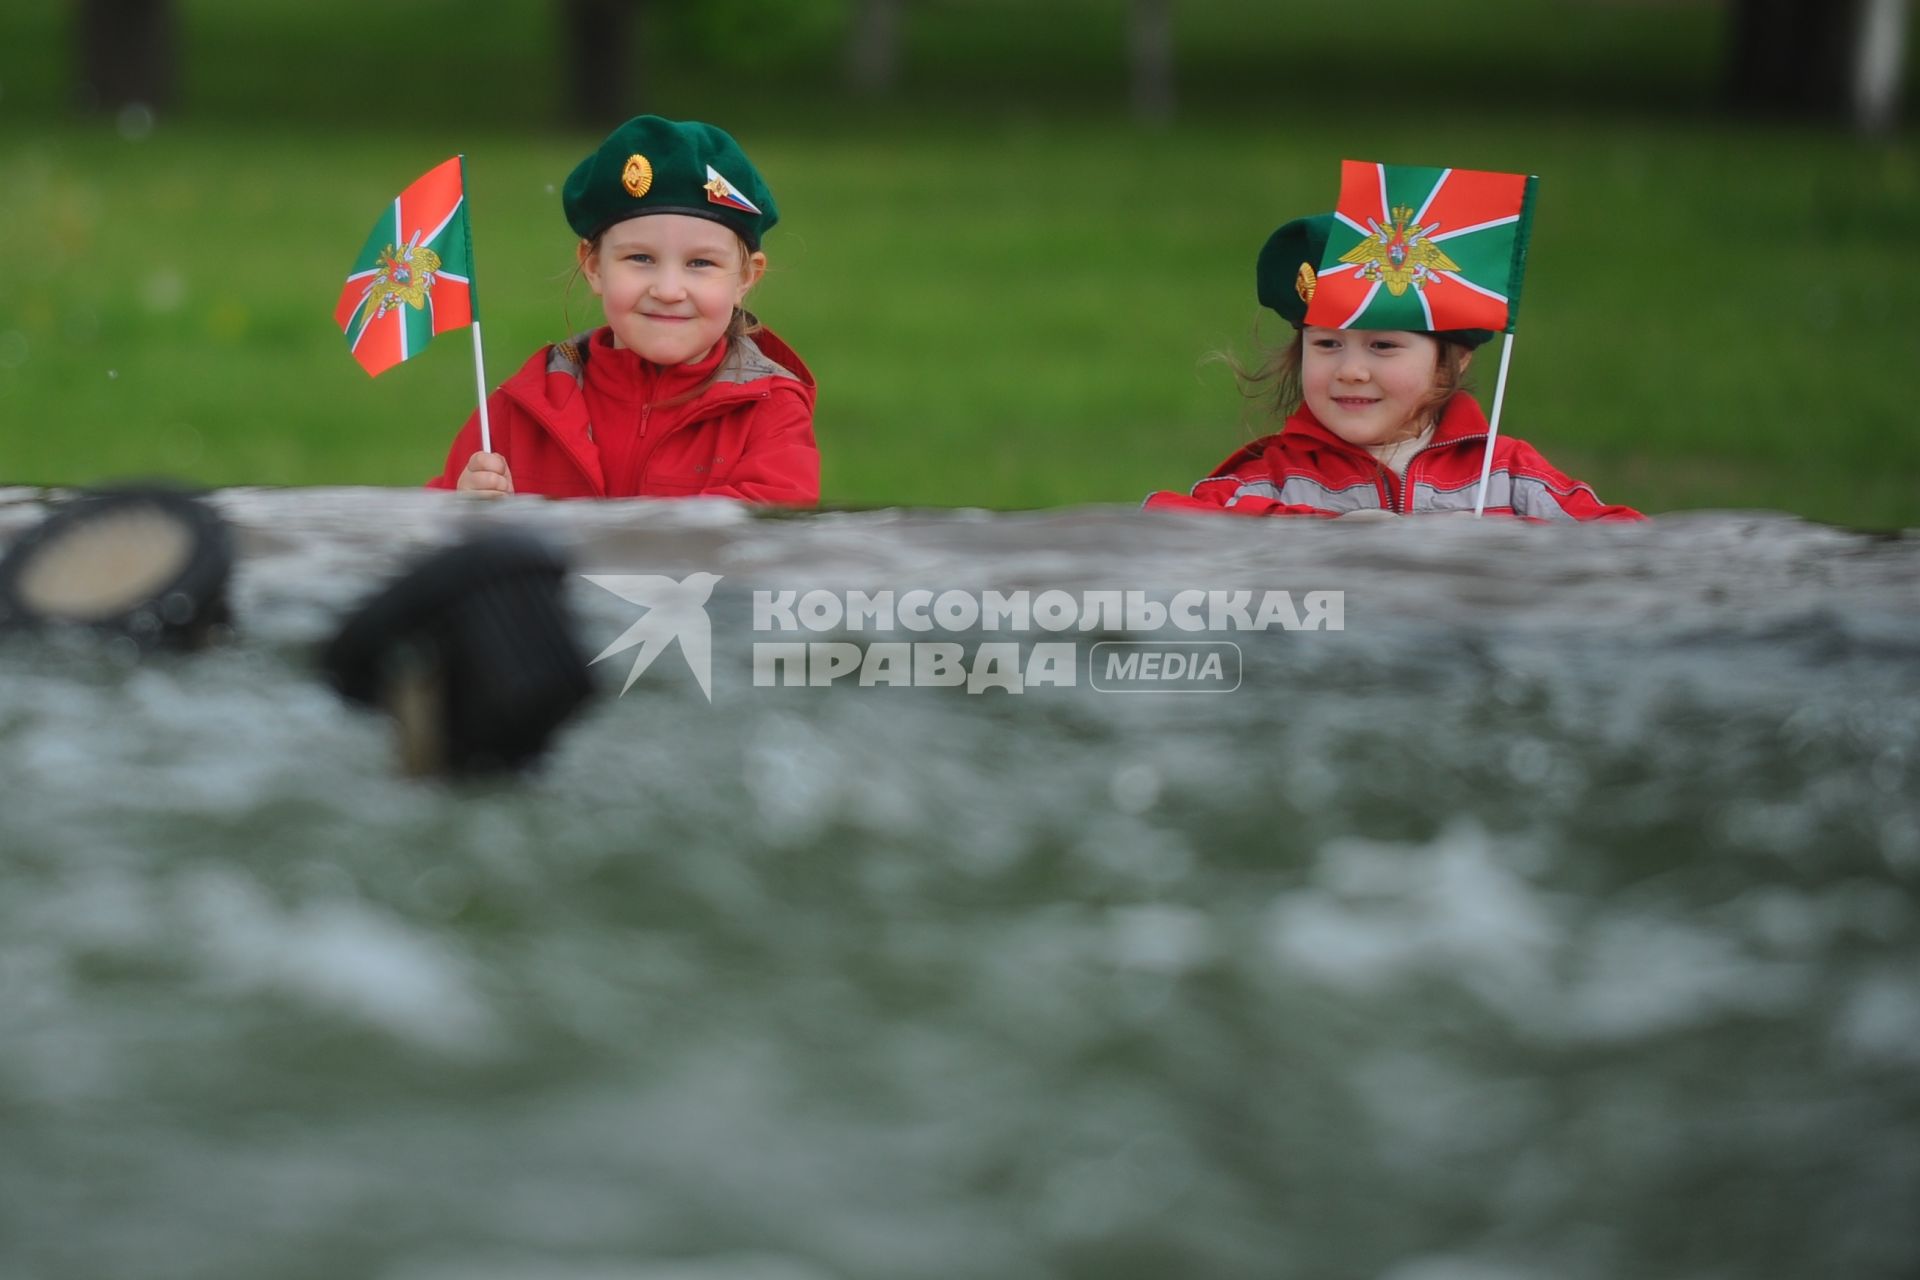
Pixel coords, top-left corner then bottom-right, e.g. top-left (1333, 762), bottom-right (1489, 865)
top-left (428, 325), bottom-right (818, 503)
top-left (1144, 393), bottom-right (1642, 521)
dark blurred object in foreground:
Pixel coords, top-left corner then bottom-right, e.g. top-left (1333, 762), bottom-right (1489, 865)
top-left (321, 530), bottom-right (594, 776)
top-left (0, 486), bottom-right (233, 649)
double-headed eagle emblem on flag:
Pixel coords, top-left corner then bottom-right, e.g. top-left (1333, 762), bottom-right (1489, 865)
top-left (1338, 206), bottom-right (1460, 298)
top-left (360, 241), bottom-right (444, 323)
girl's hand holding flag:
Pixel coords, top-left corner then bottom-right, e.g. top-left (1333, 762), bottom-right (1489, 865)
top-left (457, 451), bottom-right (513, 496)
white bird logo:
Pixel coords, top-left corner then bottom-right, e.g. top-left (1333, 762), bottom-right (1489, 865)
top-left (581, 572), bottom-right (722, 700)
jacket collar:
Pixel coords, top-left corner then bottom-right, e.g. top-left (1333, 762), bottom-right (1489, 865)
top-left (544, 326), bottom-right (811, 403)
top-left (497, 324), bottom-right (813, 497)
top-left (575, 326), bottom-right (731, 404)
top-left (1281, 392), bottom-right (1491, 461)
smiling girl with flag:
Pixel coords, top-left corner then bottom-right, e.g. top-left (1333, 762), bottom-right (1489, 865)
top-left (428, 116), bottom-right (818, 503)
top-left (1146, 162), bottom-right (1640, 521)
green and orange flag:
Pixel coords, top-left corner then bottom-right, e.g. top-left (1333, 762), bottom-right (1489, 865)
top-left (1305, 160), bottom-right (1537, 335)
top-left (335, 157), bottom-right (476, 378)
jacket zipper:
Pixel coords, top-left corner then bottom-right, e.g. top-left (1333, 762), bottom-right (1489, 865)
top-left (1392, 434), bottom-right (1488, 513)
top-left (1375, 463), bottom-right (1397, 513)
top-left (507, 367), bottom-right (777, 490)
top-left (637, 385), bottom-right (770, 442)
top-left (633, 389), bottom-right (772, 484)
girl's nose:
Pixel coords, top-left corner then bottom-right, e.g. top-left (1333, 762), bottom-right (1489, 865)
top-left (650, 273), bottom-right (687, 300)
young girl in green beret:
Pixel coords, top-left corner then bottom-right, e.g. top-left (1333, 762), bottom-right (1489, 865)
top-left (431, 116), bottom-right (818, 502)
top-left (1145, 213), bottom-right (1640, 521)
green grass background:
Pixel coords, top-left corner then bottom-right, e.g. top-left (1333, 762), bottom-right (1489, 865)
top-left (2, 0), bottom-right (1916, 524)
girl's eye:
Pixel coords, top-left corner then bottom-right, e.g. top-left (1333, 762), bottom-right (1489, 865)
top-left (625, 253), bottom-right (652, 264)
top-left (688, 258), bottom-right (717, 269)
top-left (1311, 340), bottom-right (1341, 351)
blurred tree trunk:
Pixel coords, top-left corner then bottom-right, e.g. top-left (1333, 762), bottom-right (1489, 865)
top-left (73, 0), bottom-right (176, 113)
top-left (1727, 0), bottom-right (1909, 132)
top-left (1128, 0), bottom-right (1174, 126)
top-left (562, 0), bottom-right (645, 125)
top-left (847, 0), bottom-right (902, 96)
top-left (1851, 0), bottom-right (1910, 131)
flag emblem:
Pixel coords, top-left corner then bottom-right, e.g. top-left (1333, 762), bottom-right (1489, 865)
top-left (703, 166), bottom-right (761, 215)
top-left (335, 156), bottom-right (475, 378)
top-left (362, 243), bottom-right (443, 321)
top-left (1338, 206), bottom-right (1460, 297)
top-left (1306, 160), bottom-right (1537, 334)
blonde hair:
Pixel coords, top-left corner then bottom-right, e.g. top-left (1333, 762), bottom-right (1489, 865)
top-left (1219, 323), bottom-right (1473, 438)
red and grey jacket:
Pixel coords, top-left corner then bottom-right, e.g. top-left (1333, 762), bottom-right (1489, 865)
top-left (428, 324), bottom-right (818, 503)
top-left (1144, 393), bottom-right (1642, 521)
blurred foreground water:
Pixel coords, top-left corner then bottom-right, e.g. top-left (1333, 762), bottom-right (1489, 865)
top-left (2, 488), bottom-right (1917, 1280)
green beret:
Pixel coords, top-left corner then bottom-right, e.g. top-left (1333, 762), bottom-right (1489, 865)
top-left (563, 116), bottom-right (778, 250)
top-left (1256, 213), bottom-right (1494, 349)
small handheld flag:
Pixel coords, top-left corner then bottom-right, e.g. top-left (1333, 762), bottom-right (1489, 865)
top-left (1307, 161), bottom-right (1536, 335)
top-left (1308, 159), bottom-right (1539, 516)
top-left (335, 156), bottom-right (494, 450)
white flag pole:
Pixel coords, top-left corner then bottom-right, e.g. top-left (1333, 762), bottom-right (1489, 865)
top-left (457, 154), bottom-right (493, 456)
top-left (1472, 331), bottom-right (1515, 517)
top-left (471, 319), bottom-right (492, 455)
